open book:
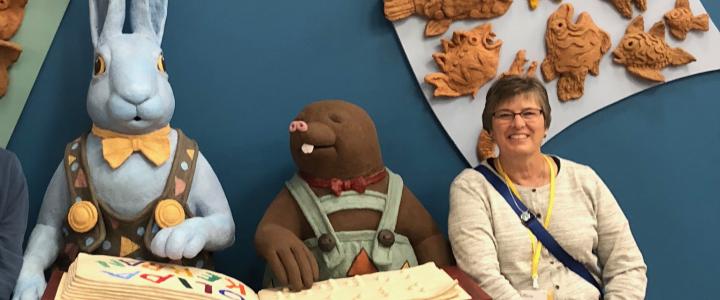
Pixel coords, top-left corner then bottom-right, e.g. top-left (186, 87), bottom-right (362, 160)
top-left (54, 253), bottom-right (470, 300)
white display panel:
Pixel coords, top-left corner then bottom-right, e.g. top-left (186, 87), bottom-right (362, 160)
top-left (393, 0), bottom-right (720, 166)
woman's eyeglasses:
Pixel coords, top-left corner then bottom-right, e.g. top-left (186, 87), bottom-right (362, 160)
top-left (492, 108), bottom-right (543, 123)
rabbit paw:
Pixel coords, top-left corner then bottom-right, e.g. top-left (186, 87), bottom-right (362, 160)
top-left (12, 270), bottom-right (46, 300)
top-left (150, 217), bottom-right (209, 260)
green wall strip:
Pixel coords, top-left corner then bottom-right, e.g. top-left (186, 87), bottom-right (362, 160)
top-left (0, 0), bottom-right (70, 147)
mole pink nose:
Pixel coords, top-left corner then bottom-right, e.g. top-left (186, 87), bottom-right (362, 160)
top-left (289, 120), bottom-right (308, 132)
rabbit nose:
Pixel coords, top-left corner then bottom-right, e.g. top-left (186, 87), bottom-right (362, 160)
top-left (289, 121), bottom-right (308, 132)
top-left (121, 85), bottom-right (154, 105)
top-left (125, 96), bottom-right (150, 105)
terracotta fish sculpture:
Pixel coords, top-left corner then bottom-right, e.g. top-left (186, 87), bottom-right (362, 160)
top-left (541, 4), bottom-right (611, 101)
top-left (0, 0), bottom-right (28, 40)
top-left (425, 23), bottom-right (502, 98)
top-left (608, 0), bottom-right (647, 19)
top-left (476, 129), bottom-right (495, 162)
top-left (384, 0), bottom-right (513, 37)
top-left (612, 16), bottom-right (696, 82)
top-left (502, 50), bottom-right (537, 78)
top-left (0, 40), bottom-right (21, 96)
top-left (0, 0), bottom-right (26, 97)
top-left (664, 0), bottom-right (709, 40)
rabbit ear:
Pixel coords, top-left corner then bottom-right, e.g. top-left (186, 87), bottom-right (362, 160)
top-left (131, 0), bottom-right (168, 43)
top-left (89, 0), bottom-right (125, 47)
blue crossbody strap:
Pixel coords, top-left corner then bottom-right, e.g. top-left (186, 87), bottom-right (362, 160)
top-left (474, 164), bottom-right (604, 295)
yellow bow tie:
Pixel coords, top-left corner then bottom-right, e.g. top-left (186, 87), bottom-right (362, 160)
top-left (91, 125), bottom-right (172, 169)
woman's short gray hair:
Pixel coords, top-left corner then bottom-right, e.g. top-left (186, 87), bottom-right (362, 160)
top-left (482, 76), bottom-right (551, 132)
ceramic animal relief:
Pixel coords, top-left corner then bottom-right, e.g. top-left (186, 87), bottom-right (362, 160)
top-left (607, 0), bottom-right (647, 19)
top-left (541, 4), bottom-right (611, 101)
top-left (502, 50), bottom-right (537, 78)
top-left (0, 0), bottom-right (27, 40)
top-left (0, 40), bottom-right (21, 96)
top-left (0, 0), bottom-right (27, 97)
top-left (476, 129), bottom-right (495, 162)
top-left (425, 23), bottom-right (502, 98)
top-left (612, 16), bottom-right (696, 82)
top-left (664, 0), bottom-right (708, 40)
top-left (384, 0), bottom-right (513, 37)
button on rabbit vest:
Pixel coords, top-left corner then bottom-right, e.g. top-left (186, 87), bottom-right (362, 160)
top-left (60, 130), bottom-right (212, 269)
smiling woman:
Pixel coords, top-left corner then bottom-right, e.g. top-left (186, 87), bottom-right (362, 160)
top-left (448, 76), bottom-right (648, 300)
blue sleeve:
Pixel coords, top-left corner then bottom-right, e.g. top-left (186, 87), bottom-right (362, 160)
top-left (0, 149), bottom-right (29, 299)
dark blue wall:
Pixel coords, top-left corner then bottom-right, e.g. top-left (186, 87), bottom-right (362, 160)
top-left (8, 1), bottom-right (719, 298)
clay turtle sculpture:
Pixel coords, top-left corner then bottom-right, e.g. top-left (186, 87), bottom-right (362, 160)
top-left (664, 0), bottom-right (709, 40)
top-left (425, 23), bottom-right (502, 98)
top-left (384, 0), bottom-right (513, 37)
top-left (612, 15), bottom-right (696, 82)
top-left (541, 3), bottom-right (611, 101)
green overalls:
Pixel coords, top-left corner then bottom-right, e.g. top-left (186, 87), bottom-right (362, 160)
top-left (268, 168), bottom-right (418, 285)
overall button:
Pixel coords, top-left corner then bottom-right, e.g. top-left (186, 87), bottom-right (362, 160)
top-left (377, 229), bottom-right (395, 247)
top-left (68, 201), bottom-right (98, 233)
top-left (318, 234), bottom-right (336, 252)
top-left (155, 199), bottom-right (186, 228)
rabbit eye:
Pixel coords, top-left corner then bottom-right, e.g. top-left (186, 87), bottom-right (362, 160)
top-left (93, 55), bottom-right (106, 76)
top-left (157, 54), bottom-right (167, 73)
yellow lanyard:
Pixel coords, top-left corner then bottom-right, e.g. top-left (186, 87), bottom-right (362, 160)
top-left (496, 155), bottom-right (556, 289)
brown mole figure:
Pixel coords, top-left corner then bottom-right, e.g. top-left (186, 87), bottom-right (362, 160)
top-left (254, 100), bottom-right (452, 291)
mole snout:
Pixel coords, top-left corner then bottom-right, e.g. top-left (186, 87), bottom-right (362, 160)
top-left (289, 120), bottom-right (308, 132)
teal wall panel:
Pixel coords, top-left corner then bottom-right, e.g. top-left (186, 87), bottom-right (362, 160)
top-left (8, 1), bottom-right (719, 298)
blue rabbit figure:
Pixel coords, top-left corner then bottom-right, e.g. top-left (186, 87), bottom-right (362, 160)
top-left (12, 1), bottom-right (235, 299)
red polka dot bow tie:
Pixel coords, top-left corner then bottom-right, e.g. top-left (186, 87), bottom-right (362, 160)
top-left (300, 169), bottom-right (387, 196)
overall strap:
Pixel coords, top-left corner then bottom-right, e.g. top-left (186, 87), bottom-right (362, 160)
top-left (165, 129), bottom-right (199, 205)
top-left (285, 175), bottom-right (344, 269)
top-left (370, 169), bottom-right (403, 267)
top-left (143, 129), bottom-right (199, 247)
top-left (63, 134), bottom-right (106, 255)
top-left (474, 164), bottom-right (603, 295)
